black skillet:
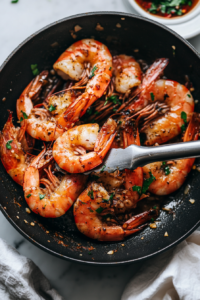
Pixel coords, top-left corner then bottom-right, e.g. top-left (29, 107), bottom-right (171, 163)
top-left (0, 12), bottom-right (200, 265)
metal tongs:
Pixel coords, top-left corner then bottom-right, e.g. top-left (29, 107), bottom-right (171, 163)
top-left (85, 140), bottom-right (200, 174)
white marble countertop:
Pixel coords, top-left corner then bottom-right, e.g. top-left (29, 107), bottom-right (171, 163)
top-left (0, 1), bottom-right (200, 299)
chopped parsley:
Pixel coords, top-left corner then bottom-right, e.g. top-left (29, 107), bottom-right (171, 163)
top-left (181, 111), bottom-right (187, 123)
top-left (89, 66), bottom-right (98, 79)
top-left (164, 166), bottom-right (171, 175)
top-left (11, 0), bottom-right (19, 3)
top-left (150, 92), bottom-right (155, 101)
top-left (90, 209), bottom-right (94, 212)
top-left (95, 207), bottom-right (104, 214)
top-left (31, 64), bottom-right (39, 76)
top-left (153, 206), bottom-right (157, 209)
top-left (118, 121), bottom-right (122, 125)
top-left (109, 67), bottom-right (112, 70)
top-left (151, 218), bottom-right (154, 222)
top-left (39, 193), bottom-right (45, 200)
top-left (26, 194), bottom-right (32, 198)
top-left (21, 110), bottom-right (28, 120)
top-left (107, 95), bottom-right (122, 105)
top-left (187, 94), bottom-right (191, 98)
top-left (181, 111), bottom-right (187, 132)
top-left (162, 162), bottom-right (171, 175)
top-left (181, 124), bottom-right (186, 132)
top-left (141, 172), bottom-right (156, 194)
top-left (102, 193), bottom-right (115, 203)
top-left (48, 104), bottom-right (56, 112)
top-left (20, 117), bottom-right (23, 122)
top-left (100, 165), bottom-right (106, 173)
top-left (147, 0), bottom-right (193, 18)
top-left (132, 185), bottom-right (142, 194)
top-left (88, 190), bottom-right (94, 200)
top-left (6, 140), bottom-right (13, 150)
top-left (104, 100), bottom-right (108, 106)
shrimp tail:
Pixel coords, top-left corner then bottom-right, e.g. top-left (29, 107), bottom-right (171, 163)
top-left (63, 94), bottom-right (91, 128)
top-left (16, 71), bottom-right (48, 120)
top-left (184, 112), bottom-right (200, 142)
top-left (140, 58), bottom-right (169, 93)
top-left (94, 118), bottom-right (117, 158)
top-left (124, 209), bottom-right (159, 230)
top-left (124, 224), bottom-right (148, 237)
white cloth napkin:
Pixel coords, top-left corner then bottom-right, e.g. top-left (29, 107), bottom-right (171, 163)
top-left (0, 239), bottom-right (63, 300)
top-left (122, 231), bottom-right (200, 300)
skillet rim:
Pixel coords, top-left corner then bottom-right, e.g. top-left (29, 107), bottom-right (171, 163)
top-left (0, 11), bottom-right (200, 265)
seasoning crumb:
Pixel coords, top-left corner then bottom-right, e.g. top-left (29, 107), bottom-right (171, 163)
top-left (184, 184), bottom-right (190, 195)
top-left (121, 17), bottom-right (125, 20)
top-left (141, 237), bottom-right (144, 240)
top-left (95, 23), bottom-right (104, 31)
top-left (51, 42), bottom-right (59, 48)
top-left (164, 232), bottom-right (169, 237)
top-left (30, 222), bottom-right (35, 226)
top-left (74, 25), bottom-right (82, 32)
top-left (197, 166), bottom-right (200, 172)
top-left (16, 216), bottom-right (19, 219)
top-left (116, 23), bottom-right (121, 28)
top-left (48, 240), bottom-right (50, 243)
top-left (189, 199), bottom-right (195, 204)
top-left (46, 231), bottom-right (49, 234)
top-left (134, 49), bottom-right (139, 53)
top-left (195, 100), bottom-right (199, 104)
top-left (107, 250), bottom-right (114, 255)
top-left (50, 69), bottom-right (55, 75)
top-left (25, 208), bottom-right (31, 214)
top-left (150, 223), bottom-right (157, 229)
top-left (190, 87), bottom-right (195, 92)
top-left (121, 244), bottom-right (125, 247)
top-left (71, 32), bottom-right (77, 39)
top-left (162, 207), bottom-right (171, 211)
top-left (192, 165), bottom-right (196, 170)
top-left (2, 97), bottom-right (6, 102)
top-left (80, 254), bottom-right (82, 256)
top-left (4, 207), bottom-right (6, 210)
top-left (24, 219), bottom-right (28, 224)
top-left (172, 45), bottom-right (176, 50)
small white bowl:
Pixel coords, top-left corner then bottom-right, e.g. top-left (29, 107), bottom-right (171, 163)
top-left (128, 0), bottom-right (200, 25)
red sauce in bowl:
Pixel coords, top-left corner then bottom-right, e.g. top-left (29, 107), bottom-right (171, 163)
top-left (135, 0), bottom-right (199, 18)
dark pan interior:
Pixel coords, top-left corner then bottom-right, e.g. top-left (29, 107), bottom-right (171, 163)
top-left (0, 12), bottom-right (200, 265)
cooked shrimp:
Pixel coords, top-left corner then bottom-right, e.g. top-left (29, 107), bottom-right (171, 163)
top-left (74, 182), bottom-right (158, 241)
top-left (143, 113), bottom-right (200, 195)
top-left (129, 79), bottom-right (194, 145)
top-left (16, 71), bottom-right (48, 121)
top-left (0, 112), bottom-right (50, 186)
top-left (118, 58), bottom-right (169, 113)
top-left (123, 125), bottom-right (143, 208)
top-left (45, 90), bottom-right (76, 129)
top-left (0, 112), bottom-right (31, 186)
top-left (16, 71), bottom-right (67, 141)
top-left (53, 39), bottom-right (112, 127)
top-left (23, 147), bottom-right (87, 218)
top-left (112, 55), bottom-right (142, 94)
top-left (53, 118), bottom-right (117, 173)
